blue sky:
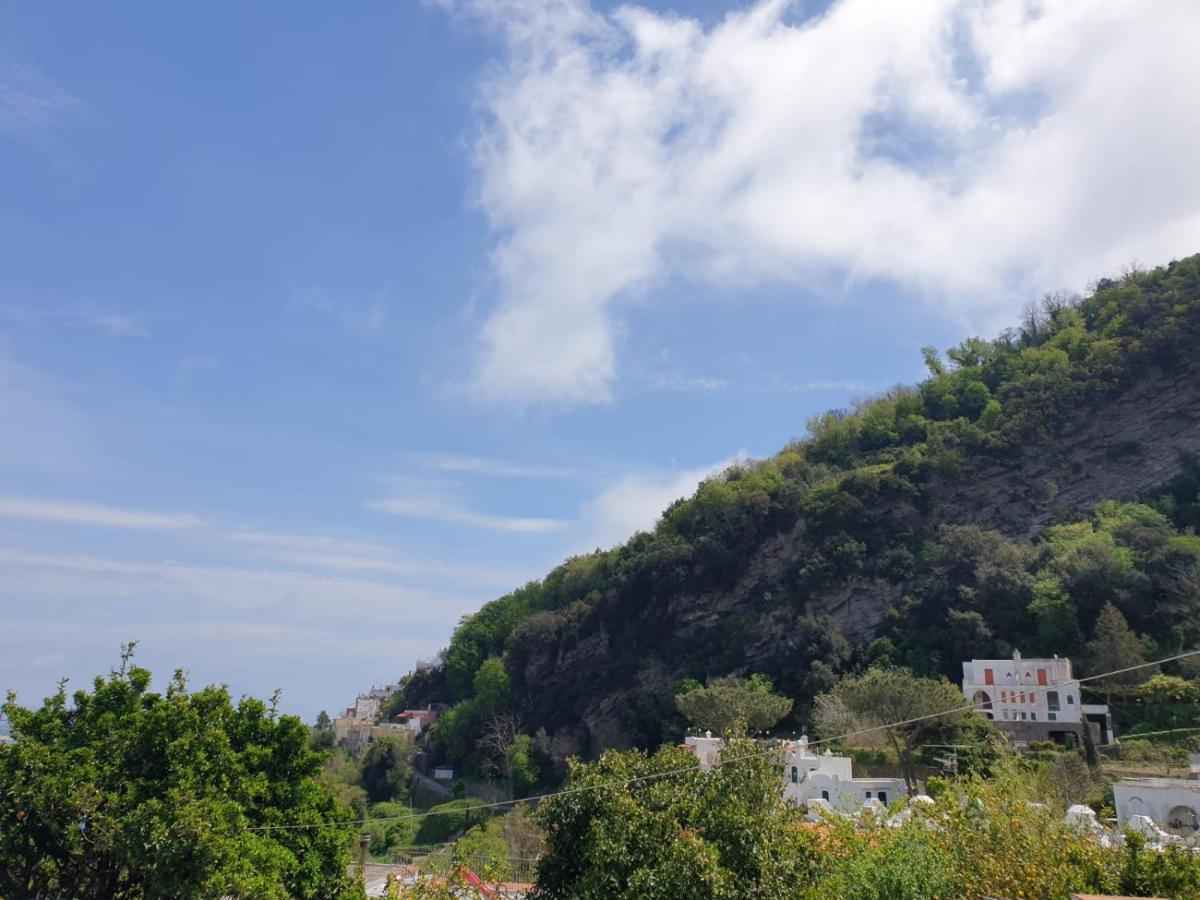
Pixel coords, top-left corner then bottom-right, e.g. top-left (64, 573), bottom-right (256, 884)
top-left (2, 0), bottom-right (1198, 720)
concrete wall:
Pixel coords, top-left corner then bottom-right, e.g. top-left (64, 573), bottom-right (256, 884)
top-left (1114, 779), bottom-right (1200, 837)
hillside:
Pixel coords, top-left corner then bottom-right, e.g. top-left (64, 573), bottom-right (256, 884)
top-left (399, 255), bottom-right (1200, 774)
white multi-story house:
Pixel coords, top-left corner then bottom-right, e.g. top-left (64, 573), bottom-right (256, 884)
top-left (962, 650), bottom-right (1112, 745)
top-left (684, 733), bottom-right (907, 813)
top-left (349, 684), bottom-right (398, 723)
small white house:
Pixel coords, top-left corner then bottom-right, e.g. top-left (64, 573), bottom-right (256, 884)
top-left (683, 733), bottom-right (906, 814)
top-left (1113, 755), bottom-right (1200, 838)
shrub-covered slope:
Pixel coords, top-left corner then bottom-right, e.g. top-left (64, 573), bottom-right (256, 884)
top-left (403, 256), bottom-right (1200, 772)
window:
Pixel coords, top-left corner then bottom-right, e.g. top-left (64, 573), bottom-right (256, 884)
top-left (1030, 712), bottom-right (1037, 721)
top-left (1002, 710), bottom-right (1009, 720)
top-left (878, 792), bottom-right (887, 804)
top-left (821, 790), bottom-right (829, 801)
top-left (1037, 668), bottom-right (1048, 686)
top-left (1047, 691), bottom-right (1061, 711)
top-left (1048, 713), bottom-right (1057, 721)
top-left (1067, 695), bottom-right (1074, 705)
top-left (791, 766), bottom-right (798, 784)
top-left (865, 791), bottom-right (872, 799)
top-left (1020, 712), bottom-right (1027, 720)
top-left (984, 668), bottom-right (994, 685)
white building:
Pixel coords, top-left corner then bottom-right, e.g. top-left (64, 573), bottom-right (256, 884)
top-left (962, 650), bottom-right (1112, 745)
top-left (684, 733), bottom-right (906, 814)
top-left (1113, 755), bottom-right (1200, 838)
top-left (348, 684), bottom-right (398, 723)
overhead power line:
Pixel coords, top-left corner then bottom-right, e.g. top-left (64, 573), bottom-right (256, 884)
top-left (246, 647), bottom-right (1200, 832)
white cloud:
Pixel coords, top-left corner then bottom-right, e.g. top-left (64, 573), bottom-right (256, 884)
top-left (0, 548), bottom-right (464, 625)
top-left (368, 495), bottom-right (566, 533)
top-left (90, 314), bottom-right (148, 338)
top-left (0, 348), bottom-right (91, 472)
top-left (30, 651), bottom-right (66, 669)
top-left (414, 452), bottom-right (579, 480)
top-left (573, 453), bottom-right (744, 551)
top-left (0, 60), bottom-right (78, 136)
top-left (639, 372), bottom-right (729, 393)
top-left (0, 497), bottom-right (202, 530)
top-left (227, 528), bottom-right (526, 588)
top-left (291, 284), bottom-right (390, 333)
top-left (458, 0), bottom-right (1200, 406)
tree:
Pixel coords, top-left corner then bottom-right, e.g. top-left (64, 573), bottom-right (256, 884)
top-left (531, 738), bottom-right (814, 899)
top-left (505, 735), bottom-right (539, 798)
top-left (675, 675), bottom-right (793, 736)
top-left (0, 653), bottom-right (361, 899)
top-left (478, 713), bottom-right (521, 782)
top-left (1085, 602), bottom-right (1150, 685)
top-left (310, 709), bottom-right (336, 750)
top-left (813, 668), bottom-right (973, 791)
top-left (360, 734), bottom-right (416, 803)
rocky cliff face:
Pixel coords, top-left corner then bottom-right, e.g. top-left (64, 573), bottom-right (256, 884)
top-left (545, 360), bottom-right (1200, 754)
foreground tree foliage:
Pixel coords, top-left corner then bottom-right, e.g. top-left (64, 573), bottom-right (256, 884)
top-left (528, 743), bottom-right (1200, 900)
top-left (531, 738), bottom-right (812, 899)
top-left (0, 651), bottom-right (361, 899)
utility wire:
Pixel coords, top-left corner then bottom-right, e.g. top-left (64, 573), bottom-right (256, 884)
top-left (247, 647), bottom-right (1200, 832)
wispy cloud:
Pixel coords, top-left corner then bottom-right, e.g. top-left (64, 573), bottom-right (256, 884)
top-left (291, 285), bottom-right (390, 333)
top-left (0, 300), bottom-right (148, 339)
top-left (639, 372), bottom-right (729, 393)
top-left (0, 60), bottom-right (78, 136)
top-left (0, 548), bottom-right (461, 624)
top-left (0, 348), bottom-right (91, 473)
top-left (636, 371), bottom-right (876, 395)
top-left (368, 496), bottom-right (566, 534)
top-left (456, 0), bottom-right (1200, 407)
top-left (413, 452), bottom-right (579, 480)
top-left (0, 497), bottom-right (203, 530)
top-left (90, 314), bottom-right (148, 338)
top-left (0, 618), bottom-right (446, 665)
top-left (572, 453), bottom-right (744, 551)
top-left (226, 528), bottom-right (525, 588)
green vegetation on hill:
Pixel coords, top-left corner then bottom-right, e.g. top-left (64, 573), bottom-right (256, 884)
top-left (399, 255), bottom-right (1200, 777)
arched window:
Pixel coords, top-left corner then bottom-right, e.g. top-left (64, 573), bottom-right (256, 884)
top-left (1166, 805), bottom-right (1199, 836)
top-left (821, 790), bottom-right (829, 801)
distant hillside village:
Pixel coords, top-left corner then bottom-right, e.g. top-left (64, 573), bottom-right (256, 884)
top-left (333, 683), bottom-right (442, 756)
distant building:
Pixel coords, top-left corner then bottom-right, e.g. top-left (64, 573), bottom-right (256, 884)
top-left (962, 650), bottom-right (1112, 745)
top-left (1113, 755), bottom-right (1200, 837)
top-left (395, 708), bottom-right (439, 737)
top-left (333, 684), bottom-right (404, 749)
top-left (683, 733), bottom-right (907, 813)
top-left (348, 684), bottom-right (398, 723)
top-left (333, 718), bottom-right (413, 753)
